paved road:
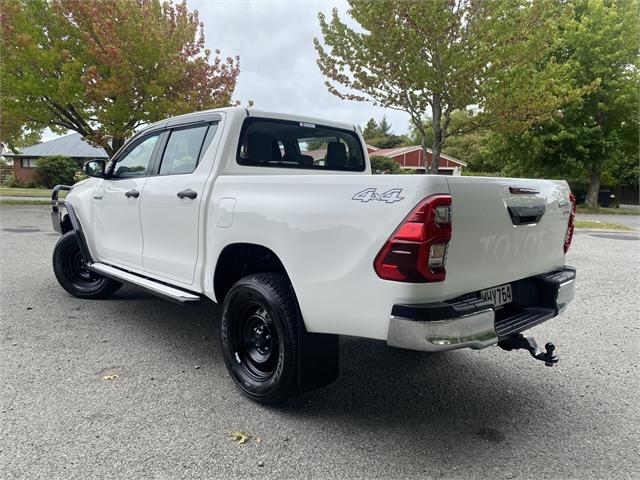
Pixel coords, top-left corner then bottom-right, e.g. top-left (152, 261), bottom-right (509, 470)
top-left (577, 213), bottom-right (640, 229)
top-left (1, 206), bottom-right (639, 480)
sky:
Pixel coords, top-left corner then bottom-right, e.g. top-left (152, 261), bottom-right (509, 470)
top-left (42, 0), bottom-right (412, 143)
top-left (187, 0), bottom-right (412, 132)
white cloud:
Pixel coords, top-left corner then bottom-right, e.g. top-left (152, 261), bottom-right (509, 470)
top-left (189, 0), bottom-right (413, 134)
top-left (39, 0), bottom-right (415, 146)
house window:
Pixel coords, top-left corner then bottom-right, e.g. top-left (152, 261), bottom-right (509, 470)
top-left (21, 158), bottom-right (38, 168)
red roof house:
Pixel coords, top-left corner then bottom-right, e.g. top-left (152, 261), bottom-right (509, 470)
top-left (367, 145), bottom-right (467, 175)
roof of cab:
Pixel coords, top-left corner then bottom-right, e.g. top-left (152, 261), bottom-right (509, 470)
top-left (142, 106), bottom-right (357, 134)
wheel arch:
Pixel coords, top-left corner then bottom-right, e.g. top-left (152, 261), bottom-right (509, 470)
top-left (213, 242), bottom-right (292, 305)
top-left (60, 213), bottom-right (73, 234)
top-left (215, 249), bottom-right (340, 396)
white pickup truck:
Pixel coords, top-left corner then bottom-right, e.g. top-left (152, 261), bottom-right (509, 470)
top-left (50, 107), bottom-right (577, 404)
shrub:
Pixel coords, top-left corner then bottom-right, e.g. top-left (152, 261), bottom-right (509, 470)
top-left (1, 172), bottom-right (22, 187)
top-left (371, 155), bottom-right (401, 174)
top-left (32, 156), bottom-right (79, 188)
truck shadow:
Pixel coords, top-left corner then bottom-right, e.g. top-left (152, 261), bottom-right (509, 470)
top-left (108, 286), bottom-right (587, 464)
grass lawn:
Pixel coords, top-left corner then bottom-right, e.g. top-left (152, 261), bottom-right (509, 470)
top-left (0, 199), bottom-right (51, 205)
top-left (576, 205), bottom-right (639, 215)
top-left (575, 220), bottom-right (634, 231)
top-left (0, 187), bottom-right (67, 197)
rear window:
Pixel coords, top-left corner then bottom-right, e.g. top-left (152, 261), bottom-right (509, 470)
top-left (237, 118), bottom-right (365, 171)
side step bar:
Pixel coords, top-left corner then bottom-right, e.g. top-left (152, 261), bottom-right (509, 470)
top-left (89, 263), bottom-right (201, 304)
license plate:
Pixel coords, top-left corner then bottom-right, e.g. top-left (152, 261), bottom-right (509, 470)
top-left (480, 283), bottom-right (513, 308)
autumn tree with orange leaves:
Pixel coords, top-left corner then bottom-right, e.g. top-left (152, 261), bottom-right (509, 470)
top-left (1, 0), bottom-right (240, 155)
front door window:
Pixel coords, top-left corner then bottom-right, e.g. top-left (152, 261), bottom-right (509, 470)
top-left (112, 134), bottom-right (159, 178)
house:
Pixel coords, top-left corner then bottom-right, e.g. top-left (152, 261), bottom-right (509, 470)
top-left (367, 145), bottom-right (467, 175)
top-left (3, 133), bottom-right (108, 184)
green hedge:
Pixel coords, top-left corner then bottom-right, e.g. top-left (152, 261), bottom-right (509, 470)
top-left (33, 156), bottom-right (79, 188)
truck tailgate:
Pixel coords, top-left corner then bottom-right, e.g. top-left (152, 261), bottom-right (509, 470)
top-left (443, 176), bottom-right (571, 299)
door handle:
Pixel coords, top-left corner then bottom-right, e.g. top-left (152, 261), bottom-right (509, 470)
top-left (125, 189), bottom-right (140, 198)
top-left (177, 189), bottom-right (197, 200)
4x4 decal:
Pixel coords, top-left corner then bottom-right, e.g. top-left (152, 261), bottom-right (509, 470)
top-left (352, 188), bottom-right (404, 203)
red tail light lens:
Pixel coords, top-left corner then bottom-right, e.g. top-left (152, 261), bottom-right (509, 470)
top-left (374, 194), bottom-right (452, 282)
top-left (564, 193), bottom-right (576, 253)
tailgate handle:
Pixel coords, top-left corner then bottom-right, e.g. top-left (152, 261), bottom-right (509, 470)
top-left (508, 205), bottom-right (545, 225)
top-left (509, 187), bottom-right (539, 194)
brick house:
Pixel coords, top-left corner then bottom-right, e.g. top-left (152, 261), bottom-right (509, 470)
top-left (367, 145), bottom-right (467, 174)
top-left (3, 133), bottom-right (108, 184)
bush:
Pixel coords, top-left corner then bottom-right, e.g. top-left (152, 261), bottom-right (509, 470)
top-left (32, 156), bottom-right (79, 188)
top-left (462, 170), bottom-right (505, 177)
top-left (371, 155), bottom-right (401, 174)
top-left (1, 172), bottom-right (22, 187)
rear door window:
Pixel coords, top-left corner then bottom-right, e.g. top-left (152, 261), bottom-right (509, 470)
top-left (237, 118), bottom-right (365, 171)
top-left (158, 124), bottom-right (213, 175)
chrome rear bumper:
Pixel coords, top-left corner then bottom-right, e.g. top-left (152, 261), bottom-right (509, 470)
top-left (388, 308), bottom-right (497, 352)
top-left (387, 267), bottom-right (576, 352)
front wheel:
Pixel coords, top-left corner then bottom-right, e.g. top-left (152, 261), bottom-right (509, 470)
top-left (220, 273), bottom-right (299, 405)
top-left (52, 231), bottom-right (122, 299)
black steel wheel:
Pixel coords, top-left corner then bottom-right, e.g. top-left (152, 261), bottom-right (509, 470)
top-left (221, 273), bottom-right (298, 405)
top-left (52, 231), bottom-right (122, 299)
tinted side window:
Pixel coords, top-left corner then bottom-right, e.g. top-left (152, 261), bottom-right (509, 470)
top-left (237, 118), bottom-right (365, 171)
top-left (112, 134), bottom-right (159, 178)
top-left (158, 124), bottom-right (210, 175)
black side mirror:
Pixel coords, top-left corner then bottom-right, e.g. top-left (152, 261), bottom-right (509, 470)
top-left (82, 159), bottom-right (106, 178)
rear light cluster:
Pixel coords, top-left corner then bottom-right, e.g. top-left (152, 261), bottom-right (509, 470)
top-left (374, 194), bottom-right (452, 282)
top-left (564, 192), bottom-right (577, 253)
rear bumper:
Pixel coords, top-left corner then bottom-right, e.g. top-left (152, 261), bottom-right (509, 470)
top-left (387, 267), bottom-right (576, 352)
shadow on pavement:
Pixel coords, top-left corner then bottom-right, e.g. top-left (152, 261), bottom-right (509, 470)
top-left (104, 286), bottom-right (586, 455)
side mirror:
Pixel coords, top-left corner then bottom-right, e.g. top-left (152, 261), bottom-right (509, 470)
top-left (82, 159), bottom-right (106, 178)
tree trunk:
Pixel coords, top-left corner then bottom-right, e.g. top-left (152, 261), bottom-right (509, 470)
top-left (431, 138), bottom-right (442, 176)
top-left (420, 133), bottom-right (429, 173)
top-left (103, 136), bottom-right (126, 158)
top-left (430, 98), bottom-right (443, 175)
top-left (585, 163), bottom-right (601, 207)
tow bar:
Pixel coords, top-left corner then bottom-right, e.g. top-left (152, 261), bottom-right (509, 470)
top-left (498, 334), bottom-right (559, 367)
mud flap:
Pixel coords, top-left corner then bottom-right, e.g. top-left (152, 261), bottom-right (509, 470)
top-left (296, 323), bottom-right (339, 391)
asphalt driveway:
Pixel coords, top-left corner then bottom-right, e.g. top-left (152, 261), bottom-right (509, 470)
top-left (1, 206), bottom-right (639, 479)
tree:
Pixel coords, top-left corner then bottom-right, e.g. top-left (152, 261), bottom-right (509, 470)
top-left (362, 118), bottom-right (379, 140)
top-left (315, 0), bottom-right (582, 174)
top-left (361, 116), bottom-right (408, 148)
top-left (304, 138), bottom-right (327, 151)
top-left (0, 0), bottom-right (240, 156)
top-left (560, 0), bottom-right (639, 206)
top-left (377, 116), bottom-right (391, 136)
top-left (481, 0), bottom-right (639, 206)
top-left (0, 112), bottom-right (42, 153)
top-left (410, 110), bottom-right (497, 171)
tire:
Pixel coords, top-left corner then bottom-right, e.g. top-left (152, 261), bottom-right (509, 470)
top-left (52, 231), bottom-right (122, 299)
top-left (221, 273), bottom-right (299, 405)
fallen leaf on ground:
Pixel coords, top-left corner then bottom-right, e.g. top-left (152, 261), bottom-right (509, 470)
top-left (231, 431), bottom-right (250, 444)
top-left (101, 374), bottom-right (119, 381)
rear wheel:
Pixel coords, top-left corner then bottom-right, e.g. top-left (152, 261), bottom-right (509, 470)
top-left (52, 231), bottom-right (122, 299)
top-left (221, 273), bottom-right (298, 405)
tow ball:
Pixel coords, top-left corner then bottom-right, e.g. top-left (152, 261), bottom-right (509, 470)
top-left (498, 334), bottom-right (559, 367)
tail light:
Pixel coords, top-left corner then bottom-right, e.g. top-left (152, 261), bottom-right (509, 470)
top-left (564, 192), bottom-right (576, 253)
top-left (374, 194), bottom-right (452, 282)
